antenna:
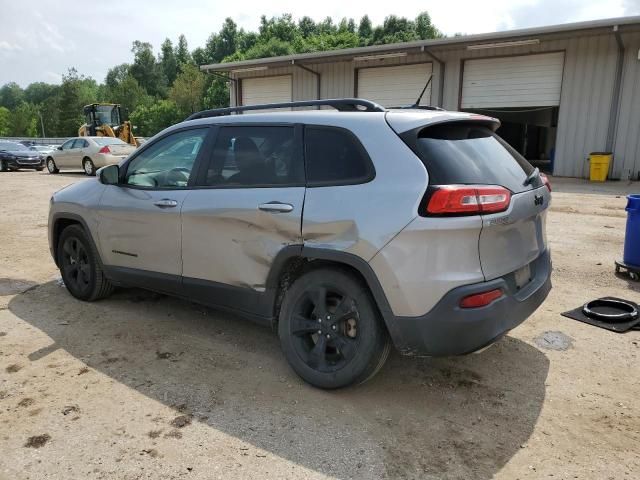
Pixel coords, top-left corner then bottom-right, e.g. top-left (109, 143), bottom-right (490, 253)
top-left (412, 74), bottom-right (433, 108)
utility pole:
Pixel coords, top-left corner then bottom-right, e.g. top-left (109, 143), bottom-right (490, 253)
top-left (37, 111), bottom-right (46, 138)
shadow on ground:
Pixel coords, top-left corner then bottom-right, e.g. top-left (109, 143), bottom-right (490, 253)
top-left (8, 282), bottom-right (550, 479)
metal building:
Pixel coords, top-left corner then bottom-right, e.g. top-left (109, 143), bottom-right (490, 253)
top-left (201, 16), bottom-right (640, 180)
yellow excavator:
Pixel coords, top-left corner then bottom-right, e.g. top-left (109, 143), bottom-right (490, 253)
top-left (78, 103), bottom-right (138, 147)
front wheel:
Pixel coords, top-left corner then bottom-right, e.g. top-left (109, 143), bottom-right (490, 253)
top-left (46, 158), bottom-right (59, 174)
top-left (57, 225), bottom-right (114, 301)
top-left (83, 158), bottom-right (96, 176)
top-left (0, 160), bottom-right (8, 172)
top-left (278, 268), bottom-right (391, 389)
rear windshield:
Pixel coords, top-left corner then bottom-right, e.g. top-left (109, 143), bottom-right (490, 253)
top-left (403, 123), bottom-right (535, 193)
top-left (93, 138), bottom-right (126, 146)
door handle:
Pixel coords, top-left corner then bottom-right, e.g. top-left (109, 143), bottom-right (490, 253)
top-left (154, 199), bottom-right (178, 208)
top-left (258, 202), bottom-right (294, 213)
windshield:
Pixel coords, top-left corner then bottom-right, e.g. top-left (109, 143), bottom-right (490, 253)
top-left (94, 105), bottom-right (121, 126)
top-left (94, 138), bottom-right (127, 146)
top-left (0, 142), bottom-right (28, 151)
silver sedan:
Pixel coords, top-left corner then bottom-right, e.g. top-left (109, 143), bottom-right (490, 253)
top-left (46, 137), bottom-right (136, 176)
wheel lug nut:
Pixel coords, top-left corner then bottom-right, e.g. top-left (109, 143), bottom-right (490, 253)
top-left (318, 318), bottom-right (322, 323)
top-left (317, 330), bottom-right (322, 334)
top-left (326, 315), bottom-right (330, 320)
top-left (326, 334), bottom-right (331, 339)
top-left (332, 325), bottom-right (336, 330)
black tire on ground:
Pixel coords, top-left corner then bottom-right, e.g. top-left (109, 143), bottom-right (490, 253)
top-left (83, 157), bottom-right (96, 176)
top-left (278, 268), bottom-right (391, 389)
top-left (57, 224), bottom-right (114, 301)
top-left (46, 157), bottom-right (59, 174)
top-left (0, 160), bottom-right (8, 172)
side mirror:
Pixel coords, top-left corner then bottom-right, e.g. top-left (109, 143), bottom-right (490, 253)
top-left (98, 164), bottom-right (119, 185)
top-left (57, 146), bottom-right (63, 151)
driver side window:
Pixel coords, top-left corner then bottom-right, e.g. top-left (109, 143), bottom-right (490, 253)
top-left (124, 128), bottom-right (208, 189)
top-left (61, 139), bottom-right (75, 150)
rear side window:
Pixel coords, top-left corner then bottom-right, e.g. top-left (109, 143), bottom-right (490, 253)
top-left (304, 126), bottom-right (374, 186)
top-left (203, 126), bottom-right (303, 187)
top-left (404, 123), bottom-right (535, 193)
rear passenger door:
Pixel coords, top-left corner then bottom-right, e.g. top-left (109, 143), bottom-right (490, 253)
top-left (181, 125), bottom-right (305, 317)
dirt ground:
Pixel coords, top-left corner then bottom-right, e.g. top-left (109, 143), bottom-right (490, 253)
top-left (0, 170), bottom-right (638, 480)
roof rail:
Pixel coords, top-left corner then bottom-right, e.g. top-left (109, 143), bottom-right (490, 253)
top-left (388, 105), bottom-right (445, 111)
top-left (186, 98), bottom-right (386, 120)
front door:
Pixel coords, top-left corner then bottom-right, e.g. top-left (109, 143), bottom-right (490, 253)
top-left (55, 138), bottom-right (76, 168)
top-left (96, 127), bottom-right (210, 290)
top-left (181, 124), bottom-right (305, 317)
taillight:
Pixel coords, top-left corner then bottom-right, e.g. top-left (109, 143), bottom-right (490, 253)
top-left (460, 288), bottom-right (503, 308)
top-left (425, 185), bottom-right (511, 216)
top-left (540, 173), bottom-right (551, 192)
top-left (98, 146), bottom-right (111, 154)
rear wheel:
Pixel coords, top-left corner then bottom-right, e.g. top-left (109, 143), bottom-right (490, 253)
top-left (83, 158), bottom-right (96, 176)
top-left (57, 225), bottom-right (114, 301)
top-left (278, 268), bottom-right (391, 389)
top-left (46, 158), bottom-right (59, 174)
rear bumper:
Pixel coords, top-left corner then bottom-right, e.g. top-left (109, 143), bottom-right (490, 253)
top-left (386, 249), bottom-right (552, 356)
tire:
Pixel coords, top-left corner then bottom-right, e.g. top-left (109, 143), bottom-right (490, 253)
top-left (83, 157), bottom-right (96, 176)
top-left (0, 160), bottom-right (8, 172)
top-left (46, 157), bottom-right (59, 174)
top-left (57, 225), bottom-right (114, 301)
top-left (36, 167), bottom-right (44, 172)
top-left (278, 268), bottom-right (391, 389)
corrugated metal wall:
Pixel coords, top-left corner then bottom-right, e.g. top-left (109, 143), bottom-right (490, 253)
top-left (229, 27), bottom-right (640, 178)
top-left (613, 31), bottom-right (640, 180)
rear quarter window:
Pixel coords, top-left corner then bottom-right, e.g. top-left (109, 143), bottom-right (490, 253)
top-left (304, 126), bottom-right (374, 186)
top-left (401, 122), bottom-right (535, 194)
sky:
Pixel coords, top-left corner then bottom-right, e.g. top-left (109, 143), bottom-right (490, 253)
top-left (0, 0), bottom-right (639, 87)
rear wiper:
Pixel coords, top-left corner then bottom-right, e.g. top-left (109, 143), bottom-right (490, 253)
top-left (523, 167), bottom-right (540, 187)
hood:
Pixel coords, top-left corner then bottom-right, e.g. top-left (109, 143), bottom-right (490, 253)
top-left (1, 149), bottom-right (41, 158)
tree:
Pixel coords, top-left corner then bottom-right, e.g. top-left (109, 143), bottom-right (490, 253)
top-left (56, 68), bottom-right (98, 136)
top-left (130, 41), bottom-right (166, 97)
top-left (298, 16), bottom-right (316, 38)
top-left (175, 34), bottom-right (192, 69)
top-left (9, 102), bottom-right (38, 136)
top-left (415, 12), bottom-right (442, 39)
top-left (160, 38), bottom-right (178, 86)
top-left (105, 64), bottom-right (131, 90)
top-left (102, 74), bottom-right (152, 119)
top-left (24, 82), bottom-right (58, 105)
top-left (358, 15), bottom-right (373, 45)
top-left (130, 99), bottom-right (181, 137)
top-left (0, 82), bottom-right (24, 110)
top-left (203, 76), bottom-right (229, 109)
top-left (0, 106), bottom-right (10, 136)
top-left (169, 64), bottom-right (205, 116)
top-left (191, 47), bottom-right (207, 66)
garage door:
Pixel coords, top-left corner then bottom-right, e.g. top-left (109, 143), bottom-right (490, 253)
top-left (241, 76), bottom-right (292, 109)
top-left (357, 63), bottom-right (433, 107)
top-left (461, 52), bottom-right (565, 108)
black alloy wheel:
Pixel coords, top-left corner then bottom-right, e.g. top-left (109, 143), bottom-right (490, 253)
top-left (279, 268), bottom-right (391, 389)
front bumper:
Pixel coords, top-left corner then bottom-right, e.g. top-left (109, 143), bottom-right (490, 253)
top-left (5, 158), bottom-right (44, 169)
top-left (387, 249), bottom-right (552, 356)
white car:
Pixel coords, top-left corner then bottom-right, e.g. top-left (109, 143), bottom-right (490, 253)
top-left (46, 137), bottom-right (136, 176)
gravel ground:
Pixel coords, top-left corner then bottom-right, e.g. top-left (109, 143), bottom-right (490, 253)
top-left (0, 170), bottom-right (638, 480)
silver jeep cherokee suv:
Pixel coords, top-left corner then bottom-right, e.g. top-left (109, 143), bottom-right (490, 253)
top-left (48, 99), bottom-right (552, 389)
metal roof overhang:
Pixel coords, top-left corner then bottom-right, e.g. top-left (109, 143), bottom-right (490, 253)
top-left (201, 15), bottom-right (640, 72)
